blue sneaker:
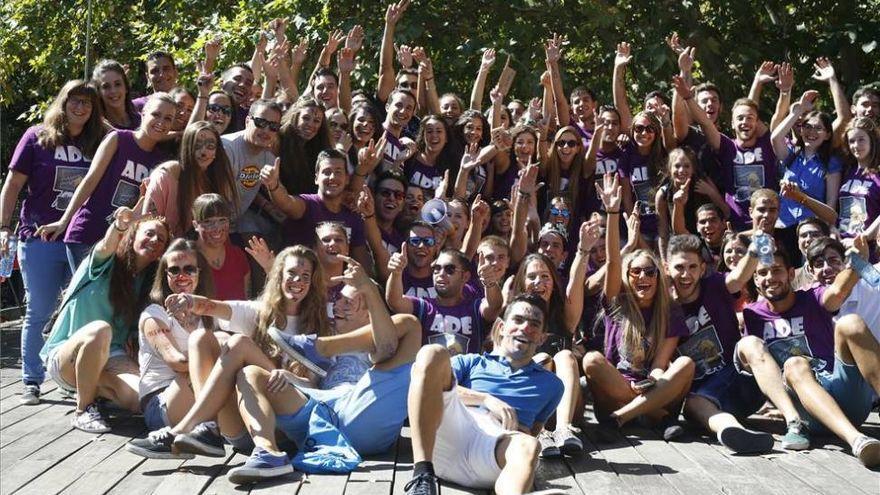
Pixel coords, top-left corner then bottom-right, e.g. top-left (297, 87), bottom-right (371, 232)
top-left (227, 446), bottom-right (293, 484)
top-left (267, 328), bottom-right (332, 378)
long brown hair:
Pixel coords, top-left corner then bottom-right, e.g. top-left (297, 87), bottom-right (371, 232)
top-left (149, 238), bottom-right (215, 330)
top-left (844, 117), bottom-right (880, 175)
top-left (38, 79), bottom-right (105, 159)
top-left (253, 246), bottom-right (330, 364)
top-left (176, 121), bottom-right (239, 231)
top-left (91, 59), bottom-right (137, 128)
top-left (544, 126), bottom-right (586, 211)
top-left (510, 253), bottom-right (569, 334)
top-left (109, 216), bottom-right (170, 331)
top-left (278, 98), bottom-right (331, 194)
top-left (629, 112), bottom-right (667, 186)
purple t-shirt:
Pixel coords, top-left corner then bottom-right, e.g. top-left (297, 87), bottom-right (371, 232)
top-left (492, 161), bottom-right (519, 202)
top-left (381, 129), bottom-right (407, 172)
top-left (65, 130), bottom-right (169, 245)
top-left (677, 273), bottom-right (741, 381)
top-left (403, 270), bottom-right (436, 299)
top-left (132, 96), bottom-right (148, 113)
top-left (9, 126), bottom-right (92, 240)
top-left (569, 117), bottom-right (594, 149)
top-left (619, 143), bottom-right (659, 239)
top-left (407, 295), bottom-right (484, 355)
top-left (838, 166), bottom-right (880, 238)
top-left (718, 131), bottom-right (778, 229)
top-left (283, 194), bottom-right (366, 248)
top-left (380, 227), bottom-right (406, 256)
top-left (603, 297), bottom-right (690, 381)
top-left (403, 158), bottom-right (443, 190)
top-left (743, 286), bottom-right (834, 374)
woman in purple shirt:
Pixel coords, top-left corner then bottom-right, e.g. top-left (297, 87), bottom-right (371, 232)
top-left (839, 118), bottom-right (880, 244)
top-left (36, 93), bottom-right (176, 271)
top-left (91, 60), bottom-right (141, 131)
top-left (582, 173), bottom-right (695, 439)
top-left (0, 80), bottom-right (105, 403)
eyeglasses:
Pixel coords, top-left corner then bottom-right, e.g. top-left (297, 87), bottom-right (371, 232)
top-left (251, 116), bottom-right (281, 132)
top-left (556, 139), bottom-right (579, 148)
top-left (549, 207), bottom-right (570, 218)
top-left (206, 104), bottom-right (233, 116)
top-left (809, 256), bottom-right (843, 269)
top-left (166, 265), bottom-right (199, 276)
top-left (628, 266), bottom-right (659, 277)
top-left (197, 218), bottom-right (229, 230)
top-left (633, 125), bottom-right (656, 134)
top-left (398, 81), bottom-right (417, 90)
top-left (800, 124), bottom-right (826, 133)
top-left (378, 188), bottom-right (405, 200)
top-left (329, 120), bottom-right (348, 130)
top-left (431, 264), bottom-right (458, 275)
top-left (408, 236), bottom-right (437, 247)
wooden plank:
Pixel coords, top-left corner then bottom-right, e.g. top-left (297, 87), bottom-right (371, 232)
top-left (620, 426), bottom-right (723, 495)
top-left (14, 419), bottom-right (143, 495)
top-left (200, 452), bottom-right (250, 495)
top-left (349, 449), bottom-right (397, 482)
top-left (58, 448), bottom-right (147, 495)
top-left (286, 472), bottom-right (341, 495)
top-left (151, 448), bottom-right (237, 495)
top-left (534, 458), bottom-right (584, 494)
top-left (702, 435), bottom-right (819, 495)
top-left (391, 431), bottom-right (414, 495)
top-left (770, 449), bottom-right (870, 495)
top-left (437, 480), bottom-right (487, 495)
top-left (1, 430), bottom-right (93, 494)
top-left (0, 403), bottom-right (71, 456)
top-left (345, 480), bottom-right (393, 495)
top-left (581, 425), bottom-right (680, 495)
top-left (663, 430), bottom-right (772, 495)
top-left (1, 394), bottom-right (60, 429)
top-left (103, 457), bottom-right (190, 495)
top-left (0, 382), bottom-right (58, 414)
top-left (806, 446), bottom-right (880, 492)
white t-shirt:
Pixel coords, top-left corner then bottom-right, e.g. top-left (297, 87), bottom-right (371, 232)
top-left (137, 304), bottom-right (204, 399)
top-left (836, 265), bottom-right (880, 342)
top-left (221, 131), bottom-right (276, 231)
top-left (219, 300), bottom-right (302, 336)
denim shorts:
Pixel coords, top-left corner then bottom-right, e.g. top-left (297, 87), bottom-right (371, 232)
top-left (46, 347), bottom-right (77, 394)
top-left (796, 356), bottom-right (875, 434)
top-left (689, 364), bottom-right (765, 418)
top-left (141, 388), bottom-right (171, 431)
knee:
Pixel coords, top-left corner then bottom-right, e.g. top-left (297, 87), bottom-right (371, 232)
top-left (835, 314), bottom-right (869, 340)
top-left (674, 356), bottom-right (696, 377)
top-left (81, 321), bottom-right (113, 348)
top-left (782, 357), bottom-right (811, 386)
top-left (224, 334), bottom-right (254, 354)
top-left (737, 335), bottom-right (766, 362)
top-left (394, 314), bottom-right (421, 338)
top-left (188, 327), bottom-right (217, 350)
top-left (508, 434), bottom-right (541, 465)
top-left (236, 365), bottom-right (268, 390)
top-left (553, 350), bottom-right (579, 372)
top-left (582, 351), bottom-right (607, 374)
top-left (412, 345), bottom-right (451, 377)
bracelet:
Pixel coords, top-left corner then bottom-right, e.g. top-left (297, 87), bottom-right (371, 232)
top-left (423, 77), bottom-right (434, 82)
top-left (362, 213), bottom-right (375, 219)
top-left (113, 223), bottom-right (128, 232)
top-left (517, 190), bottom-right (532, 198)
top-left (269, 182), bottom-right (280, 192)
top-left (606, 209), bottom-right (621, 214)
top-left (481, 280), bottom-right (499, 289)
top-left (354, 170), bottom-right (369, 178)
top-left (197, 96), bottom-right (208, 100)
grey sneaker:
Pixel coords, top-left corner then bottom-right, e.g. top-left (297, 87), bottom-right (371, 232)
top-left (538, 430), bottom-right (561, 458)
top-left (20, 383), bottom-right (40, 405)
top-left (852, 435), bottom-right (880, 467)
top-left (555, 425), bottom-right (584, 455)
top-left (126, 427), bottom-right (195, 459)
top-left (781, 419), bottom-right (810, 451)
top-left (71, 403), bottom-right (111, 433)
top-left (717, 426), bottom-right (774, 454)
top-left (173, 422), bottom-right (226, 457)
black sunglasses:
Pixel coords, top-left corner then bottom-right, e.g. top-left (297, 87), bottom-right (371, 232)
top-left (556, 139), bottom-right (579, 148)
top-left (378, 188), bottom-right (405, 200)
top-left (408, 236), bottom-right (436, 247)
top-left (167, 265), bottom-right (200, 276)
top-left (431, 264), bottom-right (458, 275)
top-left (628, 266), bottom-right (658, 277)
top-left (207, 104), bottom-right (232, 116)
top-left (252, 116), bottom-right (281, 132)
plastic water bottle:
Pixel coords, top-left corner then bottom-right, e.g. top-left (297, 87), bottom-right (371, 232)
top-left (0, 237), bottom-right (17, 278)
top-left (754, 232), bottom-right (774, 265)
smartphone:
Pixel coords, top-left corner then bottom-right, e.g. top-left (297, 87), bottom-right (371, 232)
top-left (848, 252), bottom-right (880, 289)
top-left (633, 378), bottom-right (655, 391)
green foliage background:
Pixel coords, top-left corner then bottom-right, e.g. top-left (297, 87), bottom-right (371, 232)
top-left (2, 0), bottom-right (879, 168)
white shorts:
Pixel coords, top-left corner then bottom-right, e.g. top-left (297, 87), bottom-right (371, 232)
top-left (433, 389), bottom-right (506, 488)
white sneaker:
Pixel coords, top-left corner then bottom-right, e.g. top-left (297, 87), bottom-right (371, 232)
top-left (71, 403), bottom-right (111, 434)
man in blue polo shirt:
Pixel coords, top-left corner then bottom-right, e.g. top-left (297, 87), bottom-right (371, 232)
top-left (404, 294), bottom-right (564, 495)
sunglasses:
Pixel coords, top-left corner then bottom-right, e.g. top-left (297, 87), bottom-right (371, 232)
top-left (252, 116), bottom-right (281, 132)
top-left (431, 264), bottom-right (458, 275)
top-left (556, 139), bottom-right (579, 148)
top-left (329, 120), bottom-right (348, 130)
top-left (207, 104), bottom-right (232, 116)
top-left (408, 236), bottom-right (437, 247)
top-left (633, 125), bottom-right (656, 134)
top-left (549, 207), bottom-right (570, 218)
top-left (809, 256), bottom-right (843, 269)
top-left (167, 265), bottom-right (199, 276)
top-left (398, 81), bottom-right (417, 90)
top-left (378, 188), bottom-right (405, 200)
top-left (799, 124), bottom-right (826, 133)
top-left (628, 266), bottom-right (658, 277)
top-left (197, 218), bottom-right (229, 230)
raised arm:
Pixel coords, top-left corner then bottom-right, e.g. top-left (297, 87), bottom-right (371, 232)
top-left (356, 185), bottom-right (391, 281)
top-left (812, 57), bottom-right (853, 140)
top-left (748, 61), bottom-right (777, 107)
top-left (377, 0), bottom-right (410, 103)
top-left (469, 49), bottom-right (496, 111)
top-left (261, 158), bottom-right (306, 219)
top-left (673, 75), bottom-right (720, 151)
top-left (510, 164), bottom-right (538, 264)
top-left (583, 112), bottom-right (605, 178)
top-left (724, 231), bottom-right (762, 293)
top-left (545, 35), bottom-right (570, 127)
top-left (821, 235), bottom-right (868, 312)
top-left (612, 42), bottom-right (634, 130)
top-left (772, 90), bottom-right (818, 160)
top-left (463, 196), bottom-right (489, 260)
top-left (416, 50), bottom-right (441, 116)
top-left (337, 47), bottom-right (355, 113)
top-left (477, 249), bottom-right (504, 322)
top-left (672, 46), bottom-right (696, 142)
top-left (599, 173), bottom-right (623, 298)
top-left (34, 132), bottom-right (119, 241)
top-left (780, 181), bottom-right (838, 226)
top-left (565, 218), bottom-right (601, 332)
top-left (769, 62), bottom-right (793, 132)
top-left (385, 243), bottom-right (413, 314)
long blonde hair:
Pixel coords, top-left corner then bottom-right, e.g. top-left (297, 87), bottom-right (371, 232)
top-left (609, 249), bottom-right (671, 371)
top-left (253, 246), bottom-right (330, 363)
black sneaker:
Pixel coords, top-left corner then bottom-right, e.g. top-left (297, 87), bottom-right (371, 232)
top-left (717, 426), bottom-right (774, 454)
top-left (126, 427), bottom-right (195, 459)
top-left (174, 422), bottom-right (226, 457)
top-left (404, 473), bottom-right (439, 495)
top-left (658, 417), bottom-right (685, 442)
top-left (20, 383), bottom-right (40, 405)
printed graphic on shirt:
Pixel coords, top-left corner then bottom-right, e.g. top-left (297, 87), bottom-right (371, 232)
top-left (733, 164), bottom-right (765, 202)
top-left (238, 165), bottom-right (261, 189)
top-left (766, 335), bottom-right (826, 372)
top-left (110, 181), bottom-right (140, 210)
top-left (633, 181), bottom-right (656, 215)
top-left (51, 166), bottom-right (88, 211)
top-left (409, 171), bottom-right (443, 190)
top-left (427, 332), bottom-right (471, 356)
top-left (839, 196), bottom-right (868, 234)
top-left (406, 285), bottom-right (437, 299)
top-left (465, 166), bottom-right (488, 199)
top-left (678, 324), bottom-right (725, 379)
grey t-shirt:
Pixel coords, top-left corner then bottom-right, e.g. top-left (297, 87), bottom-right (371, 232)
top-left (221, 131), bottom-right (276, 232)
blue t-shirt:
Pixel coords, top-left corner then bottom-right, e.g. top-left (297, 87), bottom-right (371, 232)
top-left (451, 353), bottom-right (564, 429)
top-left (778, 149), bottom-right (842, 228)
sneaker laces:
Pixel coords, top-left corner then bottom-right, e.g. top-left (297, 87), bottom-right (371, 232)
top-left (149, 427), bottom-right (174, 443)
top-left (85, 403), bottom-right (105, 423)
top-left (786, 418), bottom-right (805, 434)
top-left (403, 473), bottom-right (437, 495)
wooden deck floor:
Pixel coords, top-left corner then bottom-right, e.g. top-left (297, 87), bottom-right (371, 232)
top-left (1, 365), bottom-right (879, 494)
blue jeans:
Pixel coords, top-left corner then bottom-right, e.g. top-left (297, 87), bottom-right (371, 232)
top-left (65, 242), bottom-right (92, 274)
top-left (18, 238), bottom-right (72, 384)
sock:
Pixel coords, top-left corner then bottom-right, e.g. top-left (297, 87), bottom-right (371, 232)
top-left (413, 461), bottom-right (435, 478)
top-left (223, 431), bottom-right (255, 454)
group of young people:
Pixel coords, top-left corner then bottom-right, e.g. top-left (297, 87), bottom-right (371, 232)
top-left (2, 2), bottom-right (880, 493)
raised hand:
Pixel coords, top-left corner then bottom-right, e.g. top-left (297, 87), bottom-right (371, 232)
top-left (245, 236), bottom-right (275, 269)
top-left (614, 42), bottom-right (633, 67)
top-left (337, 46), bottom-right (356, 73)
top-left (418, 56), bottom-right (435, 81)
top-left (395, 44), bottom-right (413, 68)
top-left (693, 177), bottom-right (720, 198)
top-left (678, 46), bottom-right (695, 74)
top-left (578, 217), bottom-right (602, 252)
top-left (490, 127), bottom-right (512, 152)
top-left (671, 74), bottom-right (693, 100)
top-left (357, 135), bottom-right (387, 175)
top-left (385, 0), bottom-right (410, 26)
top-left (291, 37), bottom-right (309, 66)
top-left (471, 194), bottom-right (490, 228)
top-left (412, 46), bottom-right (428, 65)
top-left (624, 205), bottom-right (641, 239)
top-left (477, 250), bottom-right (502, 286)
top-left (460, 143), bottom-right (481, 171)
top-left (812, 57), bottom-right (836, 82)
top-left (325, 29), bottom-right (346, 55)
top-left (544, 34), bottom-right (563, 63)
top-left (519, 162), bottom-right (540, 195)
top-left (754, 61), bottom-right (777, 84)
top-left (776, 62), bottom-right (793, 92)
top-left (480, 48), bottom-right (496, 70)
top-left (260, 158), bottom-right (282, 190)
top-left (164, 293), bottom-right (194, 320)
top-left (596, 172), bottom-right (622, 211)
top-left (331, 254), bottom-right (373, 289)
top-left (673, 178), bottom-right (691, 206)
top-left (357, 184), bottom-right (375, 218)
top-left (195, 62), bottom-right (214, 97)
top-left (665, 32), bottom-right (685, 54)
top-left (489, 85), bottom-right (504, 106)
top-left (388, 242), bottom-right (408, 273)
top-left (435, 170), bottom-right (450, 199)
top-left (779, 180), bottom-right (805, 203)
top-left (204, 37), bottom-right (221, 62)
top-left (345, 25), bottom-right (365, 53)
top-left (270, 18), bottom-right (287, 45)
